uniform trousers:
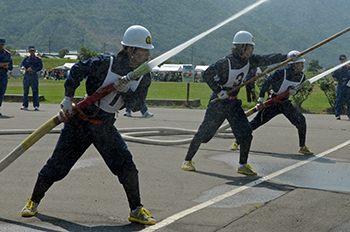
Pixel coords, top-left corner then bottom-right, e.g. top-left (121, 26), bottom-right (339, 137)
top-left (250, 99), bottom-right (306, 147)
top-left (0, 72), bottom-right (8, 107)
top-left (31, 110), bottom-right (141, 210)
top-left (185, 93), bottom-right (253, 165)
top-left (335, 83), bottom-right (350, 117)
top-left (23, 72), bottom-right (39, 108)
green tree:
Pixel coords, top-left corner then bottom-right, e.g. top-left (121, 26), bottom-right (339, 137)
top-left (307, 59), bottom-right (323, 72)
top-left (5, 45), bottom-right (20, 56)
top-left (317, 76), bottom-right (337, 112)
top-left (78, 46), bottom-right (98, 60)
top-left (291, 82), bottom-right (315, 110)
top-left (58, 48), bottom-right (69, 58)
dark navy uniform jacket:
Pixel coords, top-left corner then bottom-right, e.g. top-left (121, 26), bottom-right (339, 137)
top-left (65, 54), bottom-right (151, 113)
top-left (332, 64), bottom-right (350, 86)
top-left (20, 55), bottom-right (43, 73)
top-left (0, 48), bottom-right (13, 74)
top-left (260, 66), bottom-right (306, 101)
top-left (203, 53), bottom-right (287, 97)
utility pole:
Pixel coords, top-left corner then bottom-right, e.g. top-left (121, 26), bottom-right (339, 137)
top-left (191, 45), bottom-right (194, 64)
top-left (49, 37), bottom-right (52, 55)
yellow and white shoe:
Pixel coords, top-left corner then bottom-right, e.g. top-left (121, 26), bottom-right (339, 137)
top-left (128, 206), bottom-right (156, 225)
top-left (237, 164), bottom-right (257, 175)
top-left (181, 160), bottom-right (196, 171)
top-left (299, 145), bottom-right (314, 155)
top-left (21, 198), bottom-right (38, 217)
top-left (229, 142), bottom-right (239, 150)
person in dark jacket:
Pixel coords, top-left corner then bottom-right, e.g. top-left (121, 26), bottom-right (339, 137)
top-left (0, 37), bottom-right (13, 116)
top-left (230, 51), bottom-right (314, 155)
top-left (21, 25), bottom-right (156, 225)
top-left (20, 45), bottom-right (43, 110)
top-left (181, 30), bottom-right (297, 175)
top-left (332, 54), bottom-right (350, 120)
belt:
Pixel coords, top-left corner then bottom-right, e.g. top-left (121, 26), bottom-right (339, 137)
top-left (227, 96), bottom-right (238, 100)
top-left (78, 113), bottom-right (107, 124)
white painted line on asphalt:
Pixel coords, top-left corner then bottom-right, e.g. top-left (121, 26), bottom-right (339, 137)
top-left (141, 139), bottom-right (350, 231)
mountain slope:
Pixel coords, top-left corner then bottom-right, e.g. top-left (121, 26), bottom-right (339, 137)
top-left (0, 0), bottom-right (349, 68)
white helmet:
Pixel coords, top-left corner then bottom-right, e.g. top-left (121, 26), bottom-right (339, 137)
top-left (288, 50), bottom-right (306, 64)
top-left (233, 31), bottom-right (255, 45)
top-left (121, 25), bottom-right (154, 50)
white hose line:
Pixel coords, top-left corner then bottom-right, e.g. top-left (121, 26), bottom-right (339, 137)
top-left (0, 125), bottom-right (234, 147)
top-left (148, 0), bottom-right (269, 69)
top-left (0, 129), bottom-right (62, 135)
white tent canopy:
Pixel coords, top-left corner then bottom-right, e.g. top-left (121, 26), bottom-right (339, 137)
top-left (151, 65), bottom-right (160, 72)
top-left (157, 64), bottom-right (194, 72)
top-left (63, 63), bottom-right (75, 69)
top-left (195, 65), bottom-right (209, 72)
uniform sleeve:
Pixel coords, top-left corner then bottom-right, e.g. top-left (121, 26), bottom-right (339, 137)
top-left (250, 53), bottom-right (287, 68)
top-left (259, 70), bottom-right (281, 98)
top-left (332, 69), bottom-right (340, 81)
top-left (64, 55), bottom-right (109, 97)
top-left (203, 59), bottom-right (228, 94)
top-left (8, 53), bottom-right (13, 71)
top-left (20, 57), bottom-right (26, 68)
top-left (347, 66), bottom-right (350, 81)
top-left (34, 58), bottom-right (43, 72)
top-left (331, 70), bottom-right (337, 78)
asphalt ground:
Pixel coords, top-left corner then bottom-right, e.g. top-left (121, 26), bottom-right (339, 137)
top-left (0, 101), bottom-right (350, 232)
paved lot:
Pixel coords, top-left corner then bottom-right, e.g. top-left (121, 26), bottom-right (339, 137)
top-left (0, 102), bottom-right (350, 232)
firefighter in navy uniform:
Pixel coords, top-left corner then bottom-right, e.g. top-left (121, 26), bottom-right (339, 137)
top-left (0, 37), bottom-right (13, 116)
top-left (20, 45), bottom-right (43, 110)
top-left (230, 51), bottom-right (314, 155)
top-left (181, 30), bottom-right (295, 175)
top-left (332, 54), bottom-right (350, 120)
top-left (21, 25), bottom-right (156, 225)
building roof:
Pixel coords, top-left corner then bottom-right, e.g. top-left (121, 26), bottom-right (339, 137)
top-left (158, 64), bottom-right (194, 72)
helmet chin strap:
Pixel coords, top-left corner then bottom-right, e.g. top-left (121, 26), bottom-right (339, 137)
top-left (242, 44), bottom-right (251, 59)
top-left (292, 63), bottom-right (304, 72)
top-left (236, 44), bottom-right (250, 59)
top-left (129, 47), bottom-right (142, 67)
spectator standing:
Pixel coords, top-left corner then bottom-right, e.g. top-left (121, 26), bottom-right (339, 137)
top-left (332, 54), bottom-right (350, 120)
top-left (20, 45), bottom-right (43, 111)
top-left (0, 37), bottom-right (13, 116)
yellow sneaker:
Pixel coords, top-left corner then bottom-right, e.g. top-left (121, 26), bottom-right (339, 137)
top-left (229, 142), bottom-right (239, 150)
top-left (237, 164), bottom-right (257, 175)
top-left (21, 198), bottom-right (38, 217)
top-left (181, 160), bottom-right (195, 171)
top-left (128, 206), bottom-right (156, 225)
top-left (299, 146), bottom-right (314, 155)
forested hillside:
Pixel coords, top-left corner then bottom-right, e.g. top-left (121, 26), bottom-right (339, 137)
top-left (0, 0), bottom-right (349, 68)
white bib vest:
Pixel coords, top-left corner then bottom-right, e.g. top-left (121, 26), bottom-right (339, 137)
top-left (273, 69), bottom-right (304, 95)
top-left (222, 59), bottom-right (249, 88)
top-left (93, 56), bottom-right (143, 113)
